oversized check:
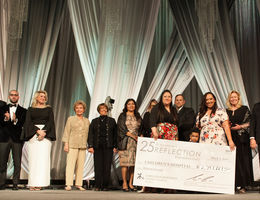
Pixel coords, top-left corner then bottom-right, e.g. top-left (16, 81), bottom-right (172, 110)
top-left (133, 137), bottom-right (236, 194)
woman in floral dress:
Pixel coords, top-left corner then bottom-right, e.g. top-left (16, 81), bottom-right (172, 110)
top-left (117, 99), bottom-right (142, 192)
top-left (196, 92), bottom-right (235, 150)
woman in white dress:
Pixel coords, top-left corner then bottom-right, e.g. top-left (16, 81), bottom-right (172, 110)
top-left (22, 90), bottom-right (56, 191)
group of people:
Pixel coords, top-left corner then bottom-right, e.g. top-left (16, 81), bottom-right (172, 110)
top-left (0, 89), bottom-right (259, 194)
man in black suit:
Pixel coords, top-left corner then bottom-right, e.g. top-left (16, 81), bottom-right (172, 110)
top-left (0, 99), bottom-right (7, 181)
top-left (0, 90), bottom-right (26, 190)
top-left (174, 94), bottom-right (195, 141)
top-left (250, 102), bottom-right (260, 155)
top-left (0, 100), bottom-right (6, 108)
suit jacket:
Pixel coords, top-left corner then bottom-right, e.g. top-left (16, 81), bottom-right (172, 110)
top-left (88, 116), bottom-right (117, 149)
top-left (0, 104), bottom-right (27, 143)
top-left (62, 115), bottom-right (90, 149)
top-left (0, 100), bottom-right (7, 141)
top-left (0, 100), bottom-right (6, 108)
top-left (250, 102), bottom-right (260, 144)
top-left (175, 106), bottom-right (195, 141)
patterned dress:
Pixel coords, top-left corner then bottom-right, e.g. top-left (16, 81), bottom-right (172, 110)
top-left (196, 108), bottom-right (228, 145)
top-left (119, 115), bottom-right (141, 166)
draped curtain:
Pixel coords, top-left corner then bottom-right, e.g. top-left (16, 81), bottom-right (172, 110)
top-left (89, 0), bottom-right (160, 121)
top-left (44, 5), bottom-right (91, 180)
top-left (6, 0), bottom-right (65, 177)
top-left (68, 0), bottom-right (100, 96)
top-left (229, 0), bottom-right (260, 107)
top-left (139, 28), bottom-right (193, 115)
top-left (3, 0), bottom-right (64, 107)
top-left (169, 0), bottom-right (249, 108)
top-left (0, 0), bottom-right (8, 100)
top-left (137, 0), bottom-right (174, 105)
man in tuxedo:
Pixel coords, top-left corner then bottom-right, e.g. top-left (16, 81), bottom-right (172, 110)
top-left (0, 90), bottom-right (26, 190)
top-left (250, 102), bottom-right (260, 155)
top-left (0, 100), bottom-right (6, 108)
top-left (174, 94), bottom-right (195, 141)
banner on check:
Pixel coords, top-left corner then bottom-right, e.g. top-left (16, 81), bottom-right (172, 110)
top-left (133, 137), bottom-right (236, 194)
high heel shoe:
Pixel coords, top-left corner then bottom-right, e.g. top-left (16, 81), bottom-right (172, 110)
top-left (122, 187), bottom-right (129, 192)
top-left (76, 186), bottom-right (86, 191)
top-left (129, 186), bottom-right (137, 191)
top-left (65, 186), bottom-right (72, 191)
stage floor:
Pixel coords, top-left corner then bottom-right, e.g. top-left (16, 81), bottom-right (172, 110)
top-left (0, 188), bottom-right (259, 200)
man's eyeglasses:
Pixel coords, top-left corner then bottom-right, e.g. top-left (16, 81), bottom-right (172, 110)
top-left (9, 94), bottom-right (19, 96)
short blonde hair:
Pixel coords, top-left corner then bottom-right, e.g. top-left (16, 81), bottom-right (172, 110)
top-left (226, 90), bottom-right (242, 109)
top-left (73, 100), bottom-right (86, 111)
top-left (31, 90), bottom-right (48, 107)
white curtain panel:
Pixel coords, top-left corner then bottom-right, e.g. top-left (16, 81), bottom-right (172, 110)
top-left (17, 0), bottom-right (64, 175)
top-left (0, 0), bottom-right (8, 100)
top-left (139, 28), bottom-right (194, 115)
top-left (170, 0), bottom-right (248, 108)
top-left (68, 0), bottom-right (100, 96)
top-left (88, 0), bottom-right (160, 121)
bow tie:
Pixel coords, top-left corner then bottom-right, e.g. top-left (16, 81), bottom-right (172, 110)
top-left (9, 104), bottom-right (17, 107)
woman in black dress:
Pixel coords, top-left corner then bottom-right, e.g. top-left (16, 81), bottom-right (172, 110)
top-left (150, 90), bottom-right (178, 141)
top-left (226, 90), bottom-right (252, 193)
top-left (88, 103), bottom-right (117, 191)
top-left (142, 99), bottom-right (158, 137)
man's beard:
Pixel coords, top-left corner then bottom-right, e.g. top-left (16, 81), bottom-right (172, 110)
top-left (10, 100), bottom-right (18, 104)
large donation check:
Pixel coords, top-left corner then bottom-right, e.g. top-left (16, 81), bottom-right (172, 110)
top-left (133, 137), bottom-right (236, 194)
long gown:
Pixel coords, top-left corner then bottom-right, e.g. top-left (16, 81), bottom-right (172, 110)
top-left (226, 106), bottom-right (252, 188)
top-left (23, 107), bottom-right (56, 187)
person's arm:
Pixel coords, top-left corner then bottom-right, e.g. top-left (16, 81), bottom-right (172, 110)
top-left (62, 117), bottom-right (71, 152)
top-left (21, 108), bottom-right (39, 141)
top-left (43, 107), bottom-right (56, 141)
top-left (150, 106), bottom-right (159, 140)
top-left (222, 120), bottom-right (235, 150)
top-left (15, 108), bottom-right (27, 129)
top-left (112, 118), bottom-right (118, 150)
top-left (231, 106), bottom-right (250, 131)
top-left (221, 110), bottom-right (235, 150)
top-left (87, 119), bottom-right (95, 153)
top-left (195, 112), bottom-right (200, 128)
top-left (250, 104), bottom-right (257, 149)
top-left (117, 113), bottom-right (129, 140)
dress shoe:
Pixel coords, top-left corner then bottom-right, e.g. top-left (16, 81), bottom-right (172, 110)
top-left (12, 185), bottom-right (19, 190)
top-left (129, 186), bottom-right (137, 192)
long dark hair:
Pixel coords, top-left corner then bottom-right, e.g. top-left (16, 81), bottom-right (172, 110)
top-left (198, 92), bottom-right (217, 127)
top-left (123, 98), bottom-right (141, 120)
top-left (157, 90), bottom-right (177, 122)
